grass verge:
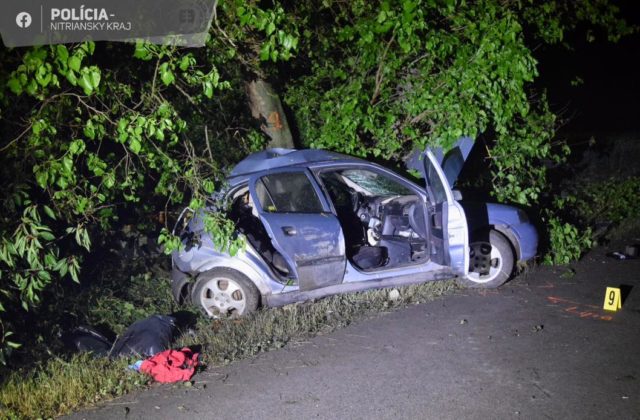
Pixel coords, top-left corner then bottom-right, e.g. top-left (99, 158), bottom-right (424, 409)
top-left (0, 280), bottom-right (456, 418)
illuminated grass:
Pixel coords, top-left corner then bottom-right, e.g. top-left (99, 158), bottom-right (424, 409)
top-left (0, 280), bottom-right (456, 418)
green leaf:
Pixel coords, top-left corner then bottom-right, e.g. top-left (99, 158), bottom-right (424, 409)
top-left (68, 56), bottom-right (81, 72)
top-left (69, 139), bottom-right (85, 155)
top-left (130, 138), bottom-right (142, 154)
top-left (89, 68), bottom-right (101, 89)
top-left (266, 21), bottom-right (276, 35)
top-left (259, 43), bottom-right (271, 61)
top-left (43, 205), bottom-right (56, 219)
top-left (7, 341), bottom-right (21, 349)
top-left (65, 70), bottom-right (78, 86)
top-left (35, 170), bottom-right (49, 189)
top-left (56, 44), bottom-right (69, 63)
top-left (159, 62), bottom-right (174, 86)
top-left (133, 41), bottom-right (153, 60)
top-left (179, 55), bottom-right (192, 71)
top-left (38, 231), bottom-right (55, 241)
top-left (203, 81), bottom-right (213, 98)
top-left (7, 77), bottom-right (23, 95)
top-left (84, 121), bottom-right (96, 140)
top-left (78, 72), bottom-right (93, 95)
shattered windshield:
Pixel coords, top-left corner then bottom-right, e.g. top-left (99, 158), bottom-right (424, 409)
top-left (339, 169), bottom-right (412, 196)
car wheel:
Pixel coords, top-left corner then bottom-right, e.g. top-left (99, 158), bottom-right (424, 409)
top-left (191, 268), bottom-right (260, 317)
top-left (457, 230), bottom-right (514, 289)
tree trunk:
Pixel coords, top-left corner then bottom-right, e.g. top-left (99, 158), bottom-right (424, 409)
top-left (246, 79), bottom-right (294, 149)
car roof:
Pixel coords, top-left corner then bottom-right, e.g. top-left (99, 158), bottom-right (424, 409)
top-left (229, 148), bottom-right (366, 178)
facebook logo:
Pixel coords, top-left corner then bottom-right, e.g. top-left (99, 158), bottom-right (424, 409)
top-left (16, 12), bottom-right (32, 29)
top-left (179, 9), bottom-right (195, 24)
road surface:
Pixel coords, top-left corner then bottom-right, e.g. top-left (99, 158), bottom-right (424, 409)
top-left (68, 243), bottom-right (640, 419)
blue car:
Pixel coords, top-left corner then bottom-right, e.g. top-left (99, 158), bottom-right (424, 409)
top-left (171, 141), bottom-right (537, 317)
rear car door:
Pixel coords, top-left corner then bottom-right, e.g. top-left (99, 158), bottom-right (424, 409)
top-left (420, 150), bottom-right (469, 276)
top-left (249, 168), bottom-right (346, 291)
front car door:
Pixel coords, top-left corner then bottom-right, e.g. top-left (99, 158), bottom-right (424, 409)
top-left (420, 150), bottom-right (469, 276)
top-left (249, 168), bottom-right (346, 291)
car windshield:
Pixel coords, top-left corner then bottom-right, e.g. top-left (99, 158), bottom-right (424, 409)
top-left (339, 169), bottom-right (412, 196)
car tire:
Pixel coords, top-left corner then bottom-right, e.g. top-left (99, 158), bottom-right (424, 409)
top-left (191, 268), bottom-right (260, 318)
top-left (457, 230), bottom-right (514, 289)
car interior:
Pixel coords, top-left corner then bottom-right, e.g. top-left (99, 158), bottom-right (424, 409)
top-left (317, 169), bottom-right (430, 271)
top-left (227, 168), bottom-right (431, 284)
top-left (228, 188), bottom-right (293, 282)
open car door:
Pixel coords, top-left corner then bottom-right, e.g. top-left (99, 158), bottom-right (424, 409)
top-left (415, 149), bottom-right (469, 276)
top-left (248, 168), bottom-right (346, 291)
top-left (433, 136), bottom-right (474, 187)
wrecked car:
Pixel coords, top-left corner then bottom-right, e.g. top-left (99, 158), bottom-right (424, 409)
top-left (171, 141), bottom-right (538, 317)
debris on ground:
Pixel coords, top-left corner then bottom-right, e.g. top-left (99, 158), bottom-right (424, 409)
top-left (624, 245), bottom-right (639, 257)
top-left (388, 289), bottom-right (400, 302)
top-left (110, 315), bottom-right (176, 358)
top-left (138, 348), bottom-right (199, 383)
top-left (65, 314), bottom-right (177, 358)
top-left (607, 244), bottom-right (639, 260)
top-left (65, 314), bottom-right (203, 383)
top-left (607, 252), bottom-right (630, 260)
top-left (64, 325), bottom-right (113, 357)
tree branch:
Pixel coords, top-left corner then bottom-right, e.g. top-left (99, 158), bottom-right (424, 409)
top-left (370, 33), bottom-right (396, 106)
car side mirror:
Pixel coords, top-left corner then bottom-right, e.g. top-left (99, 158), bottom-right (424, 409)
top-left (452, 190), bottom-right (463, 201)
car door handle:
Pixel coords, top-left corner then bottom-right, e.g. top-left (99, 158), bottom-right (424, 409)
top-left (282, 226), bottom-right (297, 236)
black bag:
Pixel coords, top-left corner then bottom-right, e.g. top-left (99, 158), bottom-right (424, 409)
top-left (110, 315), bottom-right (176, 358)
top-left (65, 325), bottom-right (113, 357)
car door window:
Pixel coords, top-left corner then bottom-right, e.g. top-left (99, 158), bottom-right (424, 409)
top-left (424, 157), bottom-right (449, 205)
top-left (255, 172), bottom-right (324, 213)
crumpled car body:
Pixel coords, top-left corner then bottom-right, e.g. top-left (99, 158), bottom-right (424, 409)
top-left (172, 144), bottom-right (538, 317)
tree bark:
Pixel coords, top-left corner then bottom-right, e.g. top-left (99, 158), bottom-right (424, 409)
top-left (246, 79), bottom-right (294, 149)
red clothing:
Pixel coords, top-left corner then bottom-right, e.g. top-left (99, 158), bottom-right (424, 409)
top-left (140, 348), bottom-right (199, 383)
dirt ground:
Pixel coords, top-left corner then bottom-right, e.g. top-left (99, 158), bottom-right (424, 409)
top-left (67, 241), bottom-right (640, 420)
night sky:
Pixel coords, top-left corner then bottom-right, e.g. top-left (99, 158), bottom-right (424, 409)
top-left (535, 1), bottom-right (640, 133)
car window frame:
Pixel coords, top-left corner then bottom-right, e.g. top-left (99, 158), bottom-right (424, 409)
top-left (311, 162), bottom-right (426, 215)
top-left (248, 167), bottom-right (333, 215)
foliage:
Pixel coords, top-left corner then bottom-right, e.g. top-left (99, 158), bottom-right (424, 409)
top-left (0, 0), bottom-right (634, 363)
top-left (0, 1), bottom-right (299, 363)
top-left (542, 215), bottom-right (592, 265)
top-left (542, 176), bottom-right (640, 264)
top-left (287, 1), bottom-right (537, 159)
top-left (86, 272), bottom-right (175, 335)
top-left (568, 176), bottom-right (640, 227)
top-left (283, 0), bottom-right (632, 207)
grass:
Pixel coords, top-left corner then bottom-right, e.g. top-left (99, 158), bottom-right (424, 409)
top-left (0, 356), bottom-right (148, 419)
top-left (0, 280), bottom-right (456, 418)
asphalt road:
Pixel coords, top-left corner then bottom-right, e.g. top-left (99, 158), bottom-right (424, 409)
top-left (68, 243), bottom-right (640, 419)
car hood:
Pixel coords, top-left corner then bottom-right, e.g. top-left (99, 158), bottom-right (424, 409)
top-left (405, 136), bottom-right (474, 187)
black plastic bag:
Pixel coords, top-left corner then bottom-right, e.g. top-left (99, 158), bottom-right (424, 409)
top-left (110, 315), bottom-right (176, 358)
top-left (65, 325), bottom-right (113, 357)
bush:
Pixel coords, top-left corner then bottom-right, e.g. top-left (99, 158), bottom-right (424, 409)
top-left (570, 176), bottom-right (640, 228)
top-left (543, 176), bottom-right (640, 264)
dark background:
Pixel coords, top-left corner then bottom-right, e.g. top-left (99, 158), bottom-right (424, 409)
top-left (536, 1), bottom-right (639, 134)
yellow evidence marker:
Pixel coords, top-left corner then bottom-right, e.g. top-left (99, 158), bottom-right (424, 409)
top-left (603, 287), bottom-right (622, 311)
